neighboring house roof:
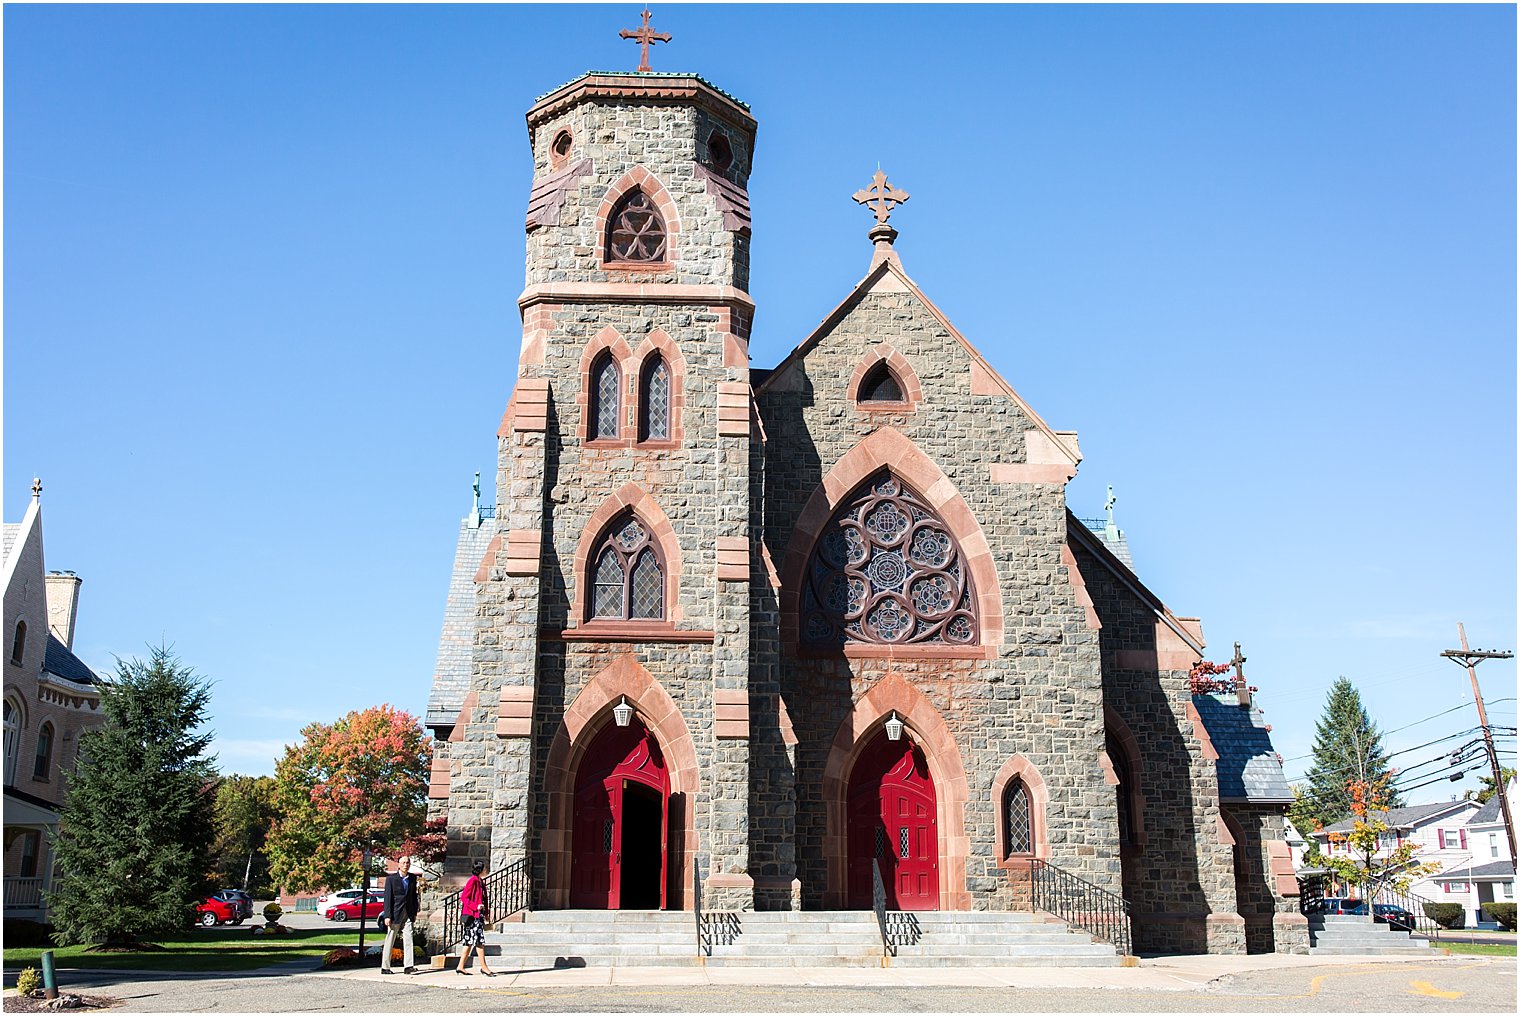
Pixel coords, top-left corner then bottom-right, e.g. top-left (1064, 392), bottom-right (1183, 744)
top-left (2, 522), bottom-right (20, 564)
top-left (425, 515), bottom-right (498, 732)
top-left (43, 633), bottom-right (98, 685)
top-left (1468, 790), bottom-right (1517, 825)
top-left (1316, 800), bottom-right (1476, 837)
top-left (1436, 859), bottom-right (1517, 881)
top-left (1191, 692), bottom-right (1294, 804)
top-left (3, 784), bottom-right (62, 820)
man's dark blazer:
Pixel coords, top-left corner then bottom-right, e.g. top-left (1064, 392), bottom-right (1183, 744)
top-left (381, 871), bottom-right (418, 924)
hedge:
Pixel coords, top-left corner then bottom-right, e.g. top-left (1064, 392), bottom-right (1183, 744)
top-left (1481, 902), bottom-right (1516, 931)
top-left (1422, 902), bottom-right (1466, 929)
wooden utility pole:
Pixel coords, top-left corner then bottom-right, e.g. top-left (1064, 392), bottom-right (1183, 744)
top-left (1440, 624), bottom-right (1516, 870)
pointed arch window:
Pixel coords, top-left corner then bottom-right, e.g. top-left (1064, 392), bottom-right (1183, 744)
top-left (606, 188), bottom-right (667, 264)
top-left (859, 362), bottom-right (905, 403)
top-left (3, 697), bottom-right (21, 787)
top-left (801, 470), bottom-right (978, 646)
top-left (1108, 732), bottom-right (1136, 848)
top-left (1004, 777), bottom-right (1033, 856)
top-left (591, 352), bottom-right (620, 440)
top-left (588, 513), bottom-right (664, 620)
top-left (640, 355), bottom-right (671, 442)
top-left (33, 721), bottom-right (53, 781)
top-left (10, 620), bottom-right (26, 666)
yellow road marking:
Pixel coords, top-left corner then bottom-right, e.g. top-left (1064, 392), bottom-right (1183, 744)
top-left (1409, 980), bottom-right (1463, 999)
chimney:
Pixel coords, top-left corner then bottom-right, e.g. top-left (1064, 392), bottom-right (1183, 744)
top-left (46, 571), bottom-right (82, 649)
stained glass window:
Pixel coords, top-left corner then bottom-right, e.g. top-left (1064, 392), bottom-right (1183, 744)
top-left (606, 188), bottom-right (667, 263)
top-left (801, 470), bottom-right (977, 645)
top-left (587, 512), bottom-right (664, 621)
top-left (641, 357), bottom-right (670, 441)
top-left (592, 354), bottom-right (620, 439)
top-left (1005, 778), bottom-right (1032, 855)
top-left (860, 362), bottom-right (904, 403)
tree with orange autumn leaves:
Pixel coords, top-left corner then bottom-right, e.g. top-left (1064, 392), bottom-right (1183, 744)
top-left (266, 705), bottom-right (432, 893)
top-left (1322, 777), bottom-right (1438, 918)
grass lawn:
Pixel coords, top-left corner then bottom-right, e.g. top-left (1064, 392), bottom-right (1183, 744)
top-left (1436, 941), bottom-right (1517, 957)
top-left (3, 926), bottom-right (396, 973)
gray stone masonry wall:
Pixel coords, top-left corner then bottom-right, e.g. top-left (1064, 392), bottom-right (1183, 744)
top-left (755, 286), bottom-right (1118, 909)
top-left (1071, 537), bottom-right (1243, 955)
top-left (1227, 805), bottom-right (1306, 954)
top-left (526, 100), bottom-right (753, 291)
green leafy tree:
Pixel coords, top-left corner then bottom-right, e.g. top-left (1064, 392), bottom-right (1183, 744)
top-left (266, 704), bottom-right (431, 894)
top-left (1286, 785), bottom-right (1326, 866)
top-left (46, 647), bottom-right (217, 947)
top-left (1465, 768), bottom-right (1517, 804)
top-left (1304, 677), bottom-right (1399, 827)
top-left (211, 774), bottom-right (278, 895)
top-left (1323, 778), bottom-right (1438, 920)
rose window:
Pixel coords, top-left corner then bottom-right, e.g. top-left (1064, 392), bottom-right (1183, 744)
top-left (606, 188), bottom-right (667, 263)
top-left (802, 471), bottom-right (978, 645)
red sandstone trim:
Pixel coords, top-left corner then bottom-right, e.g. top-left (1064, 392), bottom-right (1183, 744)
top-left (1184, 698), bottom-right (1221, 762)
top-left (714, 688), bottom-right (749, 739)
top-left (541, 625), bottom-right (715, 643)
top-left (568, 483), bottom-right (684, 627)
top-left (820, 673), bottom-right (971, 911)
top-left (1103, 706), bottom-right (1148, 847)
top-left (633, 328), bottom-right (687, 448)
top-left (594, 166), bottom-right (682, 272)
top-left (542, 655), bottom-right (700, 910)
top-left (777, 427), bottom-right (1005, 655)
top-left (518, 283), bottom-right (755, 311)
top-left (474, 535), bottom-right (503, 584)
top-left (577, 326), bottom-right (637, 443)
top-left (1060, 544), bottom-right (1102, 631)
top-left (990, 753), bottom-right (1051, 864)
top-left (848, 343), bottom-right (924, 412)
top-left (495, 685), bottom-right (535, 738)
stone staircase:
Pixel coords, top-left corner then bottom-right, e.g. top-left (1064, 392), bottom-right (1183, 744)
top-left (1307, 913), bottom-right (1434, 955)
top-left (468, 909), bottom-right (1122, 968)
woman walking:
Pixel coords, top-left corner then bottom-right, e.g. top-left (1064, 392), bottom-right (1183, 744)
top-left (455, 859), bottom-right (496, 976)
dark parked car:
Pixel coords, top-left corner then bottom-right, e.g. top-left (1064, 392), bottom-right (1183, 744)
top-left (1372, 903), bottom-right (1415, 930)
top-left (219, 889), bottom-right (254, 922)
top-left (1319, 897), bottom-right (1367, 915)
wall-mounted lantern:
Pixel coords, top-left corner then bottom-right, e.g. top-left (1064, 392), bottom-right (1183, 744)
top-left (884, 711), bottom-right (904, 742)
top-left (613, 696), bottom-right (634, 728)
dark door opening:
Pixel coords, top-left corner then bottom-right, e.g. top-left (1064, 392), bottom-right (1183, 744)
top-left (619, 780), bottom-right (665, 910)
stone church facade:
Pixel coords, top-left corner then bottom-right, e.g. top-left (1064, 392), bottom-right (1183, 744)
top-left (425, 64), bottom-right (1306, 956)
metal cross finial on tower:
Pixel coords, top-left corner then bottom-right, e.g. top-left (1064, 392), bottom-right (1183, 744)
top-left (620, 8), bottom-right (671, 73)
top-left (1104, 485), bottom-right (1117, 526)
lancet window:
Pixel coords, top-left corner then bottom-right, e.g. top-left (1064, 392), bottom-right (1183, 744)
top-left (1004, 777), bottom-right (1033, 856)
top-left (801, 471), bottom-right (977, 646)
top-left (640, 356), bottom-right (670, 441)
top-left (589, 513), bottom-right (664, 621)
top-left (591, 353), bottom-right (620, 440)
top-left (859, 362), bottom-right (905, 403)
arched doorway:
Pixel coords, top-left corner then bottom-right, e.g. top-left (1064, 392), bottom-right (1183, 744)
top-left (570, 718), bottom-right (669, 909)
top-left (846, 729), bottom-right (939, 910)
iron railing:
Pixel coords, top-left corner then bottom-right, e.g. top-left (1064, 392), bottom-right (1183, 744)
top-left (694, 855), bottom-right (708, 957)
top-left (1300, 872), bottom-right (1442, 941)
top-left (440, 857), bottom-right (531, 950)
top-left (871, 858), bottom-right (892, 959)
top-left (1029, 858), bottom-right (1132, 957)
top-left (692, 856), bottom-right (740, 958)
top-left (478, 506), bottom-right (497, 519)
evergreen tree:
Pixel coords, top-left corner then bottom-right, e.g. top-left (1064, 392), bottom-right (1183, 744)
top-left (1303, 676), bottom-right (1400, 828)
top-left (46, 647), bottom-right (217, 947)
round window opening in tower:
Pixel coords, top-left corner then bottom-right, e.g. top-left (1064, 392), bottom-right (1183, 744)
top-left (551, 129), bottom-right (573, 168)
top-left (706, 131), bottom-right (733, 174)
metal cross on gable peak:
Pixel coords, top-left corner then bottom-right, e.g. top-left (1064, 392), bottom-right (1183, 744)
top-left (620, 7), bottom-right (671, 74)
top-left (853, 169), bottom-right (910, 225)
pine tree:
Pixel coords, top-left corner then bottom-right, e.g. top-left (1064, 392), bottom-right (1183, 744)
top-left (1303, 676), bottom-right (1400, 828)
top-left (46, 647), bottom-right (217, 947)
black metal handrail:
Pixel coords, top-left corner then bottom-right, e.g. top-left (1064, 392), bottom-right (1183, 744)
top-left (871, 858), bottom-right (893, 959)
top-left (1029, 858), bottom-right (1132, 957)
top-left (441, 857), bottom-right (531, 949)
top-left (694, 855), bottom-right (708, 957)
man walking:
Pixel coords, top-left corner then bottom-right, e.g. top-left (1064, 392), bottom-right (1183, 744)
top-left (380, 853), bottom-right (419, 974)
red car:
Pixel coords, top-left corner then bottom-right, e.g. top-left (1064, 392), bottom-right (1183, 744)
top-left (194, 895), bottom-right (239, 927)
top-left (323, 897), bottom-right (384, 922)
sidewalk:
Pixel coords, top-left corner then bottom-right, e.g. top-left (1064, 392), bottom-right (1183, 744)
top-left (323, 951), bottom-right (1474, 992)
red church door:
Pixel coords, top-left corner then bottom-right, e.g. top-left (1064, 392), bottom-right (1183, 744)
top-left (570, 719), bottom-right (669, 909)
top-left (846, 730), bottom-right (939, 910)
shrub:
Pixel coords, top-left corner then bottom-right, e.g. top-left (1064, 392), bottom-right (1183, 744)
top-left (1423, 902), bottom-right (1466, 929)
top-left (15, 968), bottom-right (42, 997)
top-left (1481, 902), bottom-right (1516, 931)
top-left (2, 920), bottom-right (54, 948)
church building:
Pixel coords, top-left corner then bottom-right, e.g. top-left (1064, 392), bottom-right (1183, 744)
top-left (425, 25), bottom-right (1303, 959)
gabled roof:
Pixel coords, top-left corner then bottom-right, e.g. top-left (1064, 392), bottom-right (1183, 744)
top-left (43, 633), bottom-right (97, 686)
top-left (425, 515), bottom-right (498, 732)
top-left (1468, 786), bottom-right (1517, 825)
top-left (1437, 859), bottom-right (1516, 881)
top-left (1316, 799), bottom-right (1477, 837)
top-left (754, 255), bottom-right (1080, 469)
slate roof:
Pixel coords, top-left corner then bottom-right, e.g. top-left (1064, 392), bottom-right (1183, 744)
top-left (2, 522), bottom-right (20, 564)
top-left (1317, 800), bottom-right (1474, 836)
top-left (425, 516), bottom-right (498, 732)
top-left (1191, 692), bottom-right (1294, 804)
top-left (1469, 792), bottom-right (1511, 825)
top-left (43, 633), bottom-right (97, 685)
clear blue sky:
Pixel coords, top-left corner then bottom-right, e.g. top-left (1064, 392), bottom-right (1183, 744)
top-left (5, 5), bottom-right (1514, 801)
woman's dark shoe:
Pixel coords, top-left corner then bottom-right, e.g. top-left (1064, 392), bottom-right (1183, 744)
top-left (482, 970), bottom-right (497, 977)
top-left (455, 969), bottom-right (470, 976)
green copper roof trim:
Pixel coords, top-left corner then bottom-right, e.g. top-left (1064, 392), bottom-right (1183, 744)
top-left (534, 71), bottom-right (751, 111)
